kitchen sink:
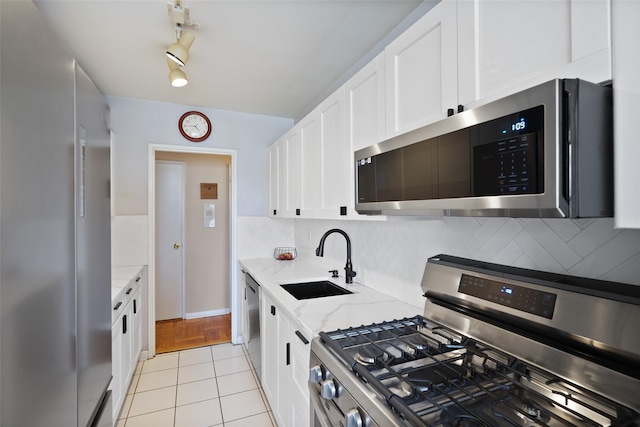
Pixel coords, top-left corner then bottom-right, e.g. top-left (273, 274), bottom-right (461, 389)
top-left (280, 280), bottom-right (353, 300)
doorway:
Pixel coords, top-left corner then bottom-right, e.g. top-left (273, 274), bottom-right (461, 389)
top-left (147, 144), bottom-right (239, 359)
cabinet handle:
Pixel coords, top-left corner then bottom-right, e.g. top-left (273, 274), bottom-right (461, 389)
top-left (340, 206), bottom-right (347, 216)
top-left (122, 314), bottom-right (128, 334)
top-left (271, 305), bottom-right (276, 316)
top-left (296, 208), bottom-right (300, 216)
top-left (286, 343), bottom-right (290, 366)
top-left (135, 277), bottom-right (141, 282)
top-left (295, 331), bottom-right (309, 345)
top-left (126, 288), bottom-right (133, 295)
top-left (273, 209), bottom-right (277, 215)
top-left (113, 302), bottom-right (122, 311)
top-left (447, 108), bottom-right (454, 117)
top-left (133, 299), bottom-right (137, 314)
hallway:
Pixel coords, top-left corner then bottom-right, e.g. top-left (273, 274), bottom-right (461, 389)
top-left (156, 314), bottom-right (231, 354)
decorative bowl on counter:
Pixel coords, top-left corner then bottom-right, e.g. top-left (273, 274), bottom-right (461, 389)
top-left (274, 247), bottom-right (297, 261)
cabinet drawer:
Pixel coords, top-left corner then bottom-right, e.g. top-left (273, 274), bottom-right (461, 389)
top-left (111, 269), bottom-right (142, 325)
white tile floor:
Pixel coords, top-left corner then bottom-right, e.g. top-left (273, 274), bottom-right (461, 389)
top-left (116, 343), bottom-right (276, 427)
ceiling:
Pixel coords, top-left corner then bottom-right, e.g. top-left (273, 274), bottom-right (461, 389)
top-left (34, 1), bottom-right (435, 121)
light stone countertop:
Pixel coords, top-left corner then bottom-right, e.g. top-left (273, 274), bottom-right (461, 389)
top-left (111, 265), bottom-right (144, 304)
top-left (239, 257), bottom-right (422, 339)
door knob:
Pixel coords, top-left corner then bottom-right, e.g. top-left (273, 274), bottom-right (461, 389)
top-left (173, 243), bottom-right (181, 249)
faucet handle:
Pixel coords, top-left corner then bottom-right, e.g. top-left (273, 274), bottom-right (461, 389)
top-left (328, 270), bottom-right (339, 278)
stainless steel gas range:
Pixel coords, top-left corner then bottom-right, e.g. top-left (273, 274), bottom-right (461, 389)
top-left (309, 254), bottom-right (640, 427)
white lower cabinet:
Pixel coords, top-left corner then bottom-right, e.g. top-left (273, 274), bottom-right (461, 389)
top-left (130, 285), bottom-right (143, 366)
top-left (261, 292), bottom-right (310, 427)
top-left (111, 268), bottom-right (144, 420)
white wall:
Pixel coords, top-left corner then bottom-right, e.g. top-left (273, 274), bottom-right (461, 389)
top-left (294, 217), bottom-right (640, 308)
top-left (107, 96), bottom-right (293, 216)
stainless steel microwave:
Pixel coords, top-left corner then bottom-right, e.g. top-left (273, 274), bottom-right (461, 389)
top-left (354, 79), bottom-right (613, 218)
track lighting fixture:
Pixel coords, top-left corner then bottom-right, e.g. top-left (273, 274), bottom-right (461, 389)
top-left (165, 0), bottom-right (196, 87)
top-left (167, 59), bottom-right (188, 87)
top-left (166, 26), bottom-right (195, 67)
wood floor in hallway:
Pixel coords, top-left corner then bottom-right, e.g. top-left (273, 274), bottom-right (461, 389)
top-left (155, 313), bottom-right (231, 354)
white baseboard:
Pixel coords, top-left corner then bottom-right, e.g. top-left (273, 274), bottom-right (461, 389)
top-left (139, 350), bottom-right (149, 361)
top-left (185, 308), bottom-right (231, 320)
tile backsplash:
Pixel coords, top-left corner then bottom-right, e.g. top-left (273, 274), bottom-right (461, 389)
top-left (237, 216), bottom-right (295, 260)
top-left (117, 215), bottom-right (639, 309)
top-left (293, 217), bottom-right (640, 308)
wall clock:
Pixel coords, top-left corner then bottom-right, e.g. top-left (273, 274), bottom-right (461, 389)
top-left (178, 111), bottom-right (212, 142)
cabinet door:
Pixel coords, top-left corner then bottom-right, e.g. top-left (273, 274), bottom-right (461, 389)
top-left (299, 112), bottom-right (322, 214)
top-left (612, 0), bottom-right (640, 228)
top-left (457, 0), bottom-right (611, 107)
top-left (285, 128), bottom-right (302, 215)
top-left (121, 301), bottom-right (134, 383)
top-left (267, 142), bottom-right (279, 216)
top-left (261, 294), bottom-right (277, 406)
top-left (385, 0), bottom-right (458, 136)
top-left (319, 87), bottom-right (350, 217)
top-left (347, 53), bottom-right (386, 152)
top-left (111, 320), bottom-right (123, 420)
top-left (290, 328), bottom-right (311, 427)
top-left (275, 311), bottom-right (292, 427)
top-left (272, 128), bottom-right (301, 218)
top-left (131, 285), bottom-right (142, 367)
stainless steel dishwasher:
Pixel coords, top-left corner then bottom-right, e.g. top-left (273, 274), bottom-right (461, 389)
top-left (245, 272), bottom-right (261, 381)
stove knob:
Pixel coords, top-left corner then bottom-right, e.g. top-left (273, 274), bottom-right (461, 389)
top-left (309, 365), bottom-right (323, 383)
top-left (345, 408), bottom-right (363, 427)
top-left (320, 378), bottom-right (342, 399)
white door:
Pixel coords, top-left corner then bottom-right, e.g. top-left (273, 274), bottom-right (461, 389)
top-left (155, 161), bottom-right (185, 321)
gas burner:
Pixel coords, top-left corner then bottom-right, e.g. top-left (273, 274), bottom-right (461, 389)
top-left (518, 398), bottom-right (551, 423)
top-left (406, 338), bottom-right (427, 351)
top-left (353, 345), bottom-right (388, 366)
top-left (406, 363), bottom-right (467, 393)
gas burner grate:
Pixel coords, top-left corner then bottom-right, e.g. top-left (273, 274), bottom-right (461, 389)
top-left (318, 316), bottom-right (639, 427)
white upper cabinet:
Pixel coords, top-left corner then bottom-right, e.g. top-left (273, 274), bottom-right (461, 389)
top-left (612, 0), bottom-right (640, 228)
top-left (285, 128), bottom-right (302, 215)
top-left (346, 52), bottom-right (386, 152)
top-left (267, 142), bottom-right (279, 216)
top-left (269, 128), bottom-right (301, 218)
top-left (384, 0), bottom-right (612, 137)
top-left (457, 0), bottom-right (612, 108)
top-left (385, 0), bottom-right (458, 137)
top-left (299, 112), bottom-right (322, 214)
top-left (268, 0), bottom-right (616, 221)
top-left (319, 87), bottom-right (350, 218)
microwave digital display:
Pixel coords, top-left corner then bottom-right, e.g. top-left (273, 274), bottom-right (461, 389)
top-left (356, 105), bottom-right (545, 203)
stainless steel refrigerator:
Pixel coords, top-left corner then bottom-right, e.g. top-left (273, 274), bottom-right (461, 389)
top-left (1, 2), bottom-right (113, 426)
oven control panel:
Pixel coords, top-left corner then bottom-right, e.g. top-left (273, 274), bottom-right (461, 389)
top-left (458, 274), bottom-right (556, 319)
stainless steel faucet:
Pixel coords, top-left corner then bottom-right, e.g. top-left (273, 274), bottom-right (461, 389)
top-left (315, 229), bottom-right (356, 284)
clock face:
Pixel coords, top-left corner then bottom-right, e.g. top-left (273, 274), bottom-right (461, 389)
top-left (179, 111), bottom-right (212, 142)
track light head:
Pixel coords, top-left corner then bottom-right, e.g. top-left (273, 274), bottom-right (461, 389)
top-left (167, 59), bottom-right (188, 87)
top-left (166, 29), bottom-right (195, 66)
